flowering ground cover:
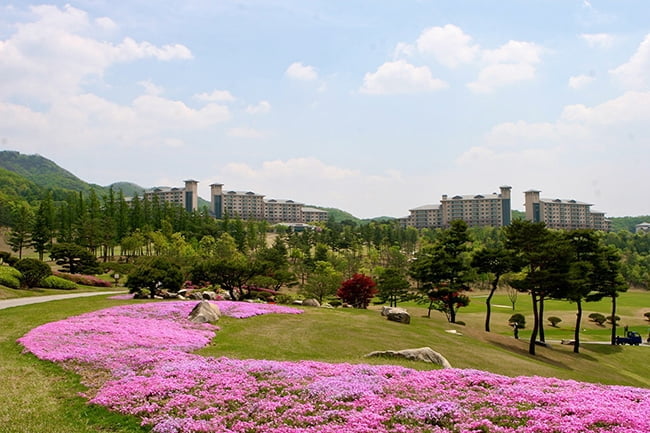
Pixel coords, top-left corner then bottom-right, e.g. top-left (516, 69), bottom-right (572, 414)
top-left (18, 301), bottom-right (650, 433)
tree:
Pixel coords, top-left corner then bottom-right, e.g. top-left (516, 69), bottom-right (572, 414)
top-left (31, 191), bottom-right (55, 260)
top-left (15, 258), bottom-right (52, 288)
top-left (471, 244), bottom-right (520, 332)
top-left (548, 316), bottom-right (562, 327)
top-left (49, 243), bottom-right (100, 274)
top-left (126, 256), bottom-right (183, 298)
top-left (411, 220), bottom-right (472, 323)
top-left (504, 220), bottom-right (570, 355)
top-left (585, 245), bottom-right (628, 345)
top-left (7, 203), bottom-right (33, 259)
top-left (376, 267), bottom-right (410, 307)
top-left (301, 261), bottom-right (342, 304)
top-left (337, 273), bottom-right (378, 309)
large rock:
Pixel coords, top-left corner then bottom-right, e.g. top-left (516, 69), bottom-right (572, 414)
top-left (365, 347), bottom-right (452, 368)
top-left (382, 307), bottom-right (411, 324)
top-left (202, 291), bottom-right (217, 300)
top-left (302, 298), bottom-right (320, 307)
top-left (188, 300), bottom-right (221, 323)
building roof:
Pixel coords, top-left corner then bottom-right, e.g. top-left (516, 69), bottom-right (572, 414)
top-left (265, 199), bottom-right (304, 205)
top-left (539, 197), bottom-right (592, 206)
top-left (409, 204), bottom-right (440, 211)
top-left (442, 192), bottom-right (503, 201)
top-left (224, 190), bottom-right (264, 197)
top-left (302, 207), bottom-right (327, 213)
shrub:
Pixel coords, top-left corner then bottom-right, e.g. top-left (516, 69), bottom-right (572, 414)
top-left (606, 315), bottom-right (620, 325)
top-left (15, 258), bottom-right (52, 288)
top-left (508, 313), bottom-right (526, 329)
top-left (548, 316), bottom-right (562, 327)
top-left (0, 266), bottom-right (22, 289)
top-left (0, 251), bottom-right (11, 264)
top-left (53, 272), bottom-right (112, 287)
top-left (336, 273), bottom-right (378, 309)
top-left (455, 320), bottom-right (466, 326)
top-left (40, 275), bottom-right (78, 290)
top-left (275, 293), bottom-right (296, 305)
top-left (644, 312), bottom-right (650, 321)
top-left (588, 312), bottom-right (606, 325)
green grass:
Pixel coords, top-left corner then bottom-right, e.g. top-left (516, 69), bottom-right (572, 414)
top-left (1, 290), bottom-right (649, 433)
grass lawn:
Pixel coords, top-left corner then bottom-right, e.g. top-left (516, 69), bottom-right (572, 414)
top-left (0, 290), bottom-right (648, 433)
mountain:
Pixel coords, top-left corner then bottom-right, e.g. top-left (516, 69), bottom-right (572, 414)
top-left (107, 182), bottom-right (145, 197)
top-left (0, 150), bottom-right (104, 193)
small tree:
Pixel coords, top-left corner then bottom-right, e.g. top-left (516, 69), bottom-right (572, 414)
top-left (606, 315), bottom-right (620, 325)
top-left (644, 312), bottom-right (650, 321)
top-left (509, 313), bottom-right (526, 329)
top-left (50, 243), bottom-right (100, 274)
top-left (588, 312), bottom-right (606, 326)
top-left (376, 267), bottom-right (410, 307)
top-left (126, 256), bottom-right (183, 298)
top-left (337, 273), bottom-right (377, 309)
top-left (300, 261), bottom-right (342, 304)
top-left (15, 258), bottom-right (52, 288)
top-left (548, 316), bottom-right (562, 327)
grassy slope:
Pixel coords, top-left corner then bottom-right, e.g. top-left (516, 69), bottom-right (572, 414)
top-left (0, 291), bottom-right (648, 433)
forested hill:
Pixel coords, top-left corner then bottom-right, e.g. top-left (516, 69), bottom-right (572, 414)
top-left (0, 150), bottom-right (101, 193)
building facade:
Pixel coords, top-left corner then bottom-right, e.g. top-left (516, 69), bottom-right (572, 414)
top-left (402, 186), bottom-right (512, 229)
top-left (524, 190), bottom-right (610, 231)
top-left (144, 179), bottom-right (198, 212)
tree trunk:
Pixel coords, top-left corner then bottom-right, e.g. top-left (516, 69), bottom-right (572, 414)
top-left (485, 279), bottom-right (498, 332)
top-left (538, 295), bottom-right (546, 343)
top-left (529, 292), bottom-right (539, 355)
top-left (610, 295), bottom-right (617, 345)
top-left (574, 299), bottom-right (582, 354)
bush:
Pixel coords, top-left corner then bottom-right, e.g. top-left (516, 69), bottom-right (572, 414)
top-left (53, 271), bottom-right (112, 287)
top-left (589, 312), bottom-right (607, 325)
top-left (606, 315), bottom-right (620, 325)
top-left (275, 293), bottom-right (296, 304)
top-left (0, 266), bottom-right (22, 289)
top-left (40, 275), bottom-right (78, 290)
top-left (509, 313), bottom-right (526, 329)
top-left (15, 258), bottom-right (52, 288)
top-left (644, 312), bottom-right (650, 321)
top-left (548, 316), bottom-right (562, 327)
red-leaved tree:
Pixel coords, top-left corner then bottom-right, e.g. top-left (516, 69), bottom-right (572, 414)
top-left (337, 273), bottom-right (378, 309)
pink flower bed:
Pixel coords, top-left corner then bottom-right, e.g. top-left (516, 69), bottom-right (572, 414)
top-left (18, 302), bottom-right (650, 433)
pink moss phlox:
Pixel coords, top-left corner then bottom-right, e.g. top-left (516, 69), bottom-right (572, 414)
top-left (17, 301), bottom-right (650, 433)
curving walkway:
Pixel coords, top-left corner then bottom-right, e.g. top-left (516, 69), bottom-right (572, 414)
top-left (0, 291), bottom-right (125, 311)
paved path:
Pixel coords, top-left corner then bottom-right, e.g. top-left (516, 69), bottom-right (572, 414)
top-left (0, 291), bottom-right (125, 310)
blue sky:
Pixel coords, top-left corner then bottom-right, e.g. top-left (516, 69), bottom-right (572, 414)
top-left (2, 1), bottom-right (650, 218)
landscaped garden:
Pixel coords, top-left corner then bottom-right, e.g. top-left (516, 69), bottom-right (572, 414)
top-left (5, 295), bottom-right (650, 433)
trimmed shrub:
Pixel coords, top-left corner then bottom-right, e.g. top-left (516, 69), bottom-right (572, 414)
top-left (589, 312), bottom-right (606, 325)
top-left (40, 275), bottom-right (78, 290)
top-left (509, 313), bottom-right (526, 329)
top-left (548, 316), bottom-right (562, 327)
top-left (606, 315), bottom-right (620, 325)
top-left (53, 272), bottom-right (112, 287)
top-left (644, 312), bottom-right (650, 321)
top-left (0, 266), bottom-right (22, 289)
top-left (15, 258), bottom-right (52, 288)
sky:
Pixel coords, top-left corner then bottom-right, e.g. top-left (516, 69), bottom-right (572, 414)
top-left (1, 1), bottom-right (650, 219)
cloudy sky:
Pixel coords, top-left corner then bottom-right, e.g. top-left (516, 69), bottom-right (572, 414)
top-left (2, 1), bottom-right (650, 219)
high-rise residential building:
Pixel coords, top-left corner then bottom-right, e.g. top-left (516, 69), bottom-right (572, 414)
top-left (402, 186), bottom-right (512, 229)
top-left (524, 190), bottom-right (610, 230)
top-left (144, 179), bottom-right (198, 212)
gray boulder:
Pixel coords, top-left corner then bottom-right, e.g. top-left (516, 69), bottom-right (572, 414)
top-left (188, 300), bottom-right (221, 323)
top-left (365, 347), bottom-right (452, 368)
top-left (202, 291), bottom-right (217, 300)
top-left (382, 307), bottom-right (411, 324)
top-left (302, 298), bottom-right (321, 307)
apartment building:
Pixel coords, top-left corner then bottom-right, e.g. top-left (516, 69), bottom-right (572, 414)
top-left (211, 183), bottom-right (327, 223)
top-left (302, 207), bottom-right (329, 223)
top-left (144, 179), bottom-right (198, 212)
top-left (401, 186), bottom-right (512, 229)
top-left (524, 190), bottom-right (610, 231)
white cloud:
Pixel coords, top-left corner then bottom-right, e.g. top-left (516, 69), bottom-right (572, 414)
top-left (467, 41), bottom-right (544, 93)
top-left (581, 33), bottom-right (613, 49)
top-left (415, 24), bottom-right (479, 68)
top-left (246, 100), bottom-right (271, 114)
top-left (227, 127), bottom-right (267, 139)
top-left (610, 34), bottom-right (650, 90)
top-left (285, 62), bottom-right (318, 81)
top-left (194, 90), bottom-right (237, 102)
top-left (139, 80), bottom-right (164, 95)
top-left (95, 16), bottom-right (117, 30)
top-left (0, 4), bottom-right (192, 103)
top-left (568, 74), bottom-right (595, 89)
top-left (360, 60), bottom-right (448, 95)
